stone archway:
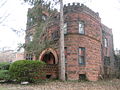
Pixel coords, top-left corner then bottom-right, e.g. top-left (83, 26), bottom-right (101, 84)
top-left (39, 48), bottom-right (58, 64)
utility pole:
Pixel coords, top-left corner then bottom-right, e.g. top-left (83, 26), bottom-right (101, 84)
top-left (59, 0), bottom-right (65, 81)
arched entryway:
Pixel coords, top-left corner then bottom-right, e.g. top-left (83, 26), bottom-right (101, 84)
top-left (42, 52), bottom-right (55, 64)
top-left (39, 48), bottom-right (58, 79)
top-left (39, 48), bottom-right (58, 64)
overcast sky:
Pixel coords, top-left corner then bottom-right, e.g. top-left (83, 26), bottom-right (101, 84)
top-left (0, 0), bottom-right (120, 51)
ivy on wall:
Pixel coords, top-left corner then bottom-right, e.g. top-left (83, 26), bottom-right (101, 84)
top-left (25, 3), bottom-right (58, 59)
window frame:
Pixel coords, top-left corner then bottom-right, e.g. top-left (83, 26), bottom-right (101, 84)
top-left (42, 14), bottom-right (47, 21)
top-left (104, 38), bottom-right (108, 47)
top-left (104, 56), bottom-right (110, 66)
top-left (63, 23), bottom-right (67, 34)
top-left (26, 54), bottom-right (33, 60)
top-left (78, 21), bottom-right (85, 34)
top-left (78, 47), bottom-right (85, 65)
top-left (29, 35), bottom-right (33, 42)
top-left (64, 47), bottom-right (67, 64)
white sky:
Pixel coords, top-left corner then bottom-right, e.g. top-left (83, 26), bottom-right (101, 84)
top-left (0, 0), bottom-right (120, 51)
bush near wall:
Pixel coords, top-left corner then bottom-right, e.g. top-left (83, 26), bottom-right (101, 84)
top-left (9, 60), bottom-right (46, 83)
top-left (0, 70), bottom-right (10, 81)
top-left (0, 62), bottom-right (11, 81)
top-left (0, 62), bottom-right (11, 70)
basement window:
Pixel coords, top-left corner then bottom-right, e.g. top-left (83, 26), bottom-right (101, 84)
top-left (79, 74), bottom-right (86, 81)
top-left (46, 75), bottom-right (52, 79)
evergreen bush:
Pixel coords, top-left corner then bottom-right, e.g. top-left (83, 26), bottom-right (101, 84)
top-left (9, 60), bottom-right (46, 83)
top-left (0, 62), bottom-right (11, 81)
top-left (0, 70), bottom-right (10, 81)
top-left (0, 62), bottom-right (11, 70)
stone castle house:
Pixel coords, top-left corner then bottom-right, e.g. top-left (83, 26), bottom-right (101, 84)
top-left (25, 3), bottom-right (115, 81)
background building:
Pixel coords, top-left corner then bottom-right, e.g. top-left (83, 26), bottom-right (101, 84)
top-left (0, 50), bottom-right (24, 62)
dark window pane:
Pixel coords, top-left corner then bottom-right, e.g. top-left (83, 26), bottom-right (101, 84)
top-left (104, 56), bottom-right (110, 66)
top-left (78, 47), bottom-right (85, 65)
top-left (65, 47), bottom-right (67, 63)
top-left (79, 56), bottom-right (85, 65)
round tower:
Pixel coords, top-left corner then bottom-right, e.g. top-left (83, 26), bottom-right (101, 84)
top-left (63, 3), bottom-right (102, 81)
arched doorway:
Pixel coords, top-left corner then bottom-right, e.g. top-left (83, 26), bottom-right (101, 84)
top-left (39, 48), bottom-right (58, 64)
top-left (42, 52), bottom-right (55, 64)
top-left (39, 48), bottom-right (58, 79)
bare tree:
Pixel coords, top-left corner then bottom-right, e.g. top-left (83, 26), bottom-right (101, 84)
top-left (0, 0), bottom-right (9, 24)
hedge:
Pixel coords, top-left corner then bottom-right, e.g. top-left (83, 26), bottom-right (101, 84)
top-left (0, 62), bottom-right (11, 81)
top-left (0, 70), bottom-right (10, 81)
top-left (9, 60), bottom-right (46, 83)
top-left (0, 62), bottom-right (11, 70)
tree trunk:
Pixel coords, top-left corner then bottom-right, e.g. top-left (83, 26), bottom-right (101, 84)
top-left (59, 0), bottom-right (65, 81)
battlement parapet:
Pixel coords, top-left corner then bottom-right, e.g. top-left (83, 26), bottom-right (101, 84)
top-left (64, 3), bottom-right (100, 20)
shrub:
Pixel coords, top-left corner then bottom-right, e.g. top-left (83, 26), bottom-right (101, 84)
top-left (0, 62), bottom-right (11, 70)
top-left (0, 62), bottom-right (11, 81)
top-left (9, 60), bottom-right (46, 83)
top-left (0, 70), bottom-right (10, 81)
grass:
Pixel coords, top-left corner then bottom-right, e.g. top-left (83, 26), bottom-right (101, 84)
top-left (0, 87), bottom-right (8, 90)
top-left (0, 79), bottom-right (120, 90)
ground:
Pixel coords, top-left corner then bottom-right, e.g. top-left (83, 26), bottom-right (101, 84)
top-left (0, 79), bottom-right (120, 90)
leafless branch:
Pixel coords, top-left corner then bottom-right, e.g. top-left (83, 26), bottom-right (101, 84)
top-left (0, 0), bottom-right (8, 8)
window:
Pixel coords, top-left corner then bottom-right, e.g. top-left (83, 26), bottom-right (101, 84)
top-left (29, 35), bottom-right (33, 41)
top-left (63, 23), bottom-right (67, 34)
top-left (26, 54), bottom-right (33, 60)
top-left (51, 30), bottom-right (59, 40)
top-left (42, 15), bottom-right (46, 21)
top-left (104, 56), bottom-right (110, 66)
top-left (79, 21), bottom-right (84, 34)
top-left (28, 17), bottom-right (34, 26)
top-left (79, 74), bottom-right (86, 80)
top-left (64, 47), bottom-right (67, 63)
top-left (30, 18), bottom-right (33, 22)
top-left (78, 47), bottom-right (85, 65)
top-left (104, 38), bottom-right (108, 47)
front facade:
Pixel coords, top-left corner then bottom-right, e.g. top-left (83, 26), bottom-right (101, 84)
top-left (25, 3), bottom-right (115, 81)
